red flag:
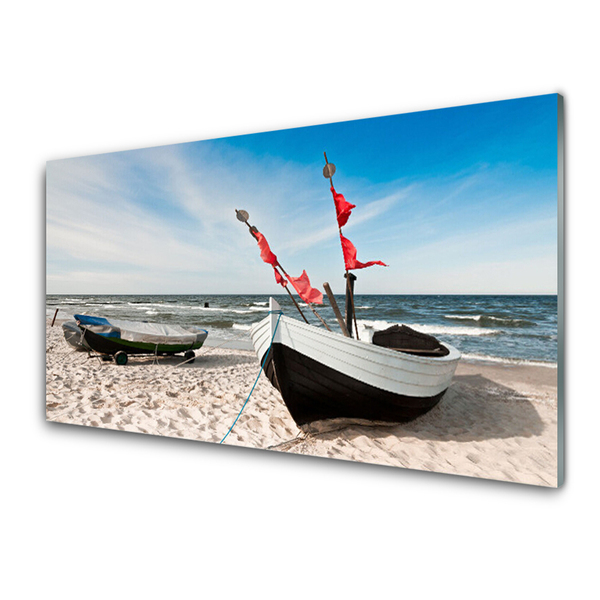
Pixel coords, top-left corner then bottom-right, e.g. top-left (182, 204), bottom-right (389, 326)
top-left (340, 233), bottom-right (387, 270)
top-left (288, 270), bottom-right (323, 305)
top-left (331, 186), bottom-right (355, 228)
top-left (255, 230), bottom-right (278, 266)
top-left (273, 267), bottom-right (288, 287)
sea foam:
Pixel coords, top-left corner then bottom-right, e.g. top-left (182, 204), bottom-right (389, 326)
top-left (357, 319), bottom-right (501, 337)
top-left (444, 314), bottom-right (535, 327)
top-left (461, 353), bottom-right (557, 368)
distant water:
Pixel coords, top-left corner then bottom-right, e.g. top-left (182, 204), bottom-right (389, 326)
top-left (46, 294), bottom-right (558, 366)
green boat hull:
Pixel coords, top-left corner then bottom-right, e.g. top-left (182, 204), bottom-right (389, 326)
top-left (80, 328), bottom-right (206, 356)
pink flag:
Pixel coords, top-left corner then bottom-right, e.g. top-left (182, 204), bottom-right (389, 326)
top-left (331, 186), bottom-right (356, 228)
top-left (288, 270), bottom-right (323, 305)
top-left (340, 233), bottom-right (387, 271)
top-left (273, 267), bottom-right (288, 287)
top-left (255, 230), bottom-right (278, 266)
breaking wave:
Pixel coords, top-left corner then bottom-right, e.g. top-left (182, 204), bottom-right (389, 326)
top-left (357, 319), bottom-right (501, 337)
top-left (190, 306), bottom-right (267, 314)
top-left (444, 314), bottom-right (536, 328)
top-left (461, 353), bottom-right (557, 368)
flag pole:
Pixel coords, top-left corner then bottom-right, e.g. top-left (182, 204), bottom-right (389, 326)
top-left (235, 210), bottom-right (331, 330)
top-left (323, 153), bottom-right (360, 340)
top-left (236, 211), bottom-right (309, 323)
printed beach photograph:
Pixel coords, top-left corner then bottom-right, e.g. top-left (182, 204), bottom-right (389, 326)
top-left (46, 93), bottom-right (563, 487)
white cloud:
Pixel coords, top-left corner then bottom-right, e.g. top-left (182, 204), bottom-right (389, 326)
top-left (46, 144), bottom-right (330, 292)
top-left (46, 143), bottom-right (558, 295)
top-left (279, 187), bottom-right (414, 253)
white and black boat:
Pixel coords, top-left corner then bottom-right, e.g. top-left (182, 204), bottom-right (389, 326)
top-left (242, 154), bottom-right (460, 428)
top-left (250, 298), bottom-right (461, 427)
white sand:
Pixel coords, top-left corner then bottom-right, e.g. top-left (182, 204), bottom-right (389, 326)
top-left (46, 321), bottom-right (558, 486)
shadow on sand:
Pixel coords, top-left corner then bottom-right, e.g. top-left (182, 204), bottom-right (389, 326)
top-left (78, 350), bottom-right (258, 370)
top-left (305, 373), bottom-right (546, 444)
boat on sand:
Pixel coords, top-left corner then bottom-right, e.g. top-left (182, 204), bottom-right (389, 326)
top-left (250, 298), bottom-right (460, 428)
top-left (62, 320), bottom-right (91, 351)
top-left (74, 315), bottom-right (208, 365)
top-left (241, 154), bottom-right (460, 428)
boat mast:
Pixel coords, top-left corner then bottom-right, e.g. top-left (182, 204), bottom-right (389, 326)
top-left (236, 209), bottom-right (309, 323)
top-left (323, 153), bottom-right (360, 340)
top-left (235, 209), bottom-right (331, 331)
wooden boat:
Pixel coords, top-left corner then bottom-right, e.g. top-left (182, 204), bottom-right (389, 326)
top-left (62, 320), bottom-right (91, 351)
top-left (250, 298), bottom-right (461, 428)
top-left (74, 315), bottom-right (208, 365)
top-left (242, 154), bottom-right (460, 428)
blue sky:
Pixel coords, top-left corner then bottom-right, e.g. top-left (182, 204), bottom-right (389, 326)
top-left (46, 94), bottom-right (558, 295)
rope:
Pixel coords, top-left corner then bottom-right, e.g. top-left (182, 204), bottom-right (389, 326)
top-left (220, 311), bottom-right (282, 444)
top-left (267, 431), bottom-right (309, 451)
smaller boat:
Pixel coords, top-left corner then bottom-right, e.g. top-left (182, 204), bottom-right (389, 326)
top-left (62, 320), bottom-right (91, 351)
top-left (74, 315), bottom-right (208, 365)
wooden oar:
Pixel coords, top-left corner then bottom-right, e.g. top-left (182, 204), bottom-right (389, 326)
top-left (323, 282), bottom-right (350, 337)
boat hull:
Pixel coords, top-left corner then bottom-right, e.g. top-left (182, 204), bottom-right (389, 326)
top-left (80, 328), bottom-right (207, 355)
top-left (251, 298), bottom-right (461, 427)
top-left (62, 320), bottom-right (91, 351)
top-left (263, 342), bottom-right (447, 425)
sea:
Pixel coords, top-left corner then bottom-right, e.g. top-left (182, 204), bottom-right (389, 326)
top-left (46, 294), bottom-right (558, 366)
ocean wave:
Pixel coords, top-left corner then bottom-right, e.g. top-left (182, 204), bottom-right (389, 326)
top-left (357, 319), bottom-right (501, 338)
top-left (189, 306), bottom-right (262, 314)
top-left (75, 302), bottom-right (111, 308)
top-left (201, 319), bottom-right (235, 329)
top-left (461, 353), bottom-right (557, 368)
top-left (123, 302), bottom-right (269, 315)
top-left (127, 302), bottom-right (171, 308)
top-left (444, 314), bottom-right (536, 328)
top-left (232, 323), bottom-right (251, 331)
top-left (357, 319), bottom-right (397, 332)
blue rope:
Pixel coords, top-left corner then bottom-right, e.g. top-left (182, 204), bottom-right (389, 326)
top-left (220, 311), bottom-right (282, 444)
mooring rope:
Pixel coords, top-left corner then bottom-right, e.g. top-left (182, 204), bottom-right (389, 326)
top-left (267, 431), bottom-right (309, 451)
top-left (220, 310), bottom-right (282, 444)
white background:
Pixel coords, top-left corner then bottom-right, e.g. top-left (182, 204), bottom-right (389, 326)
top-left (2, 2), bottom-right (597, 598)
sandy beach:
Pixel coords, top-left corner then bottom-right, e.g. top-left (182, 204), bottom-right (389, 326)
top-left (46, 320), bottom-right (558, 487)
